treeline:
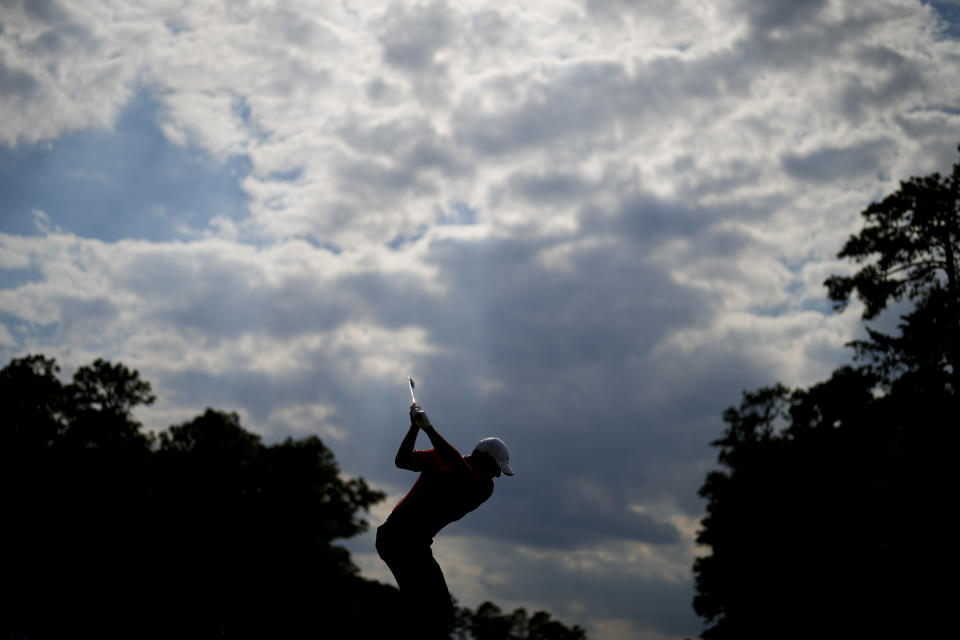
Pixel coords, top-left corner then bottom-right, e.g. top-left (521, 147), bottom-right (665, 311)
top-left (694, 148), bottom-right (960, 638)
top-left (1, 355), bottom-right (587, 639)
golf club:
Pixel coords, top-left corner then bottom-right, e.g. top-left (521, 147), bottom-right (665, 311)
top-left (407, 377), bottom-right (417, 405)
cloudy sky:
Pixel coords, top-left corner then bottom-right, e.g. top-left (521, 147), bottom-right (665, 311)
top-left (2, 0), bottom-right (959, 637)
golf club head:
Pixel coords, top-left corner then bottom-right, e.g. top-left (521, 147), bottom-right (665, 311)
top-left (407, 377), bottom-right (417, 405)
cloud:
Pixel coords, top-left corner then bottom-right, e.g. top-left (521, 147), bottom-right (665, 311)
top-left (0, 322), bottom-right (14, 347)
top-left (0, 0), bottom-right (145, 146)
top-left (468, 480), bottom-right (683, 549)
top-left (781, 137), bottom-right (895, 183)
top-left (425, 534), bottom-right (700, 637)
top-left (378, 0), bottom-right (454, 74)
top-left (742, 0), bottom-right (829, 32)
top-left (0, 57), bottom-right (39, 97)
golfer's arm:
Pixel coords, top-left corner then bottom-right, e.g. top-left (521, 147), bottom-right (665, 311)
top-left (422, 424), bottom-right (468, 473)
top-left (395, 424), bottom-right (420, 470)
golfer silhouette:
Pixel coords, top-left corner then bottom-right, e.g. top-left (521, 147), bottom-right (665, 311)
top-left (376, 402), bottom-right (514, 639)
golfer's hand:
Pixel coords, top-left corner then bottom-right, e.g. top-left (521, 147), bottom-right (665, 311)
top-left (410, 403), bottom-right (431, 428)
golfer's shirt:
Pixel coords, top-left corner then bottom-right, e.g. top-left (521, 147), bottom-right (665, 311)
top-left (389, 448), bottom-right (493, 541)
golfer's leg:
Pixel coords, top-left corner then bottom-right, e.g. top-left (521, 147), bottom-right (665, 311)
top-left (376, 527), bottom-right (452, 638)
top-left (376, 525), bottom-right (418, 605)
top-left (419, 551), bottom-right (454, 638)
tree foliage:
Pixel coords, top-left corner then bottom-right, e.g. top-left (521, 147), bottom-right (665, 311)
top-left (694, 149), bottom-right (959, 639)
top-left (824, 144), bottom-right (960, 390)
top-left (1, 355), bottom-right (590, 639)
top-left (452, 601), bottom-right (589, 640)
top-left (1, 355), bottom-right (391, 638)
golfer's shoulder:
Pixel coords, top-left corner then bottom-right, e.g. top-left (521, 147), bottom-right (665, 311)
top-left (410, 448), bottom-right (437, 469)
top-left (422, 447), bottom-right (455, 473)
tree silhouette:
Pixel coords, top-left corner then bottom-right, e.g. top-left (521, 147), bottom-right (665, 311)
top-left (694, 148), bottom-right (959, 639)
top-left (151, 409), bottom-right (388, 636)
top-left (2, 355), bottom-right (158, 639)
top-left (452, 601), bottom-right (588, 640)
top-left (0, 355), bottom-right (391, 638)
top-left (825, 144), bottom-right (960, 390)
top-left (1, 354), bottom-right (65, 453)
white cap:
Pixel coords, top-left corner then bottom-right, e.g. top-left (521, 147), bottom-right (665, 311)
top-left (475, 437), bottom-right (514, 476)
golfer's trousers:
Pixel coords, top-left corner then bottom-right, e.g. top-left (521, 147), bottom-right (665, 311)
top-left (376, 520), bottom-right (453, 638)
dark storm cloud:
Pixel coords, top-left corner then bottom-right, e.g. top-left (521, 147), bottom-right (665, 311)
top-left (114, 250), bottom-right (390, 341)
top-left (452, 60), bottom-right (635, 157)
top-left (506, 170), bottom-right (599, 205)
top-left (840, 46), bottom-right (927, 120)
top-left (424, 364), bottom-right (760, 549)
top-left (378, 0), bottom-right (453, 73)
top-left (337, 160), bottom-right (438, 197)
top-left (741, 0), bottom-right (829, 31)
top-left (781, 138), bottom-right (894, 183)
top-left (590, 194), bottom-right (706, 245)
top-left (729, 9), bottom-right (910, 80)
top-left (895, 108), bottom-right (960, 140)
top-left (23, 20), bottom-right (96, 57)
top-left (267, 5), bottom-right (338, 48)
top-left (357, 234), bottom-right (740, 542)
top-left (2, 0), bottom-right (98, 59)
top-left (893, 110), bottom-right (960, 168)
top-left (160, 365), bottom-right (347, 426)
top-left (466, 8), bottom-right (509, 47)
top-left (335, 116), bottom-right (471, 200)
top-left (579, 185), bottom-right (769, 262)
top-left (425, 233), bottom-right (711, 371)
top-left (671, 155), bottom-right (766, 200)
top-left (8, 0), bottom-right (67, 24)
top-left (0, 57), bottom-right (38, 98)
top-left (466, 481), bottom-right (682, 549)
top-left (582, 0), bottom-right (680, 19)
